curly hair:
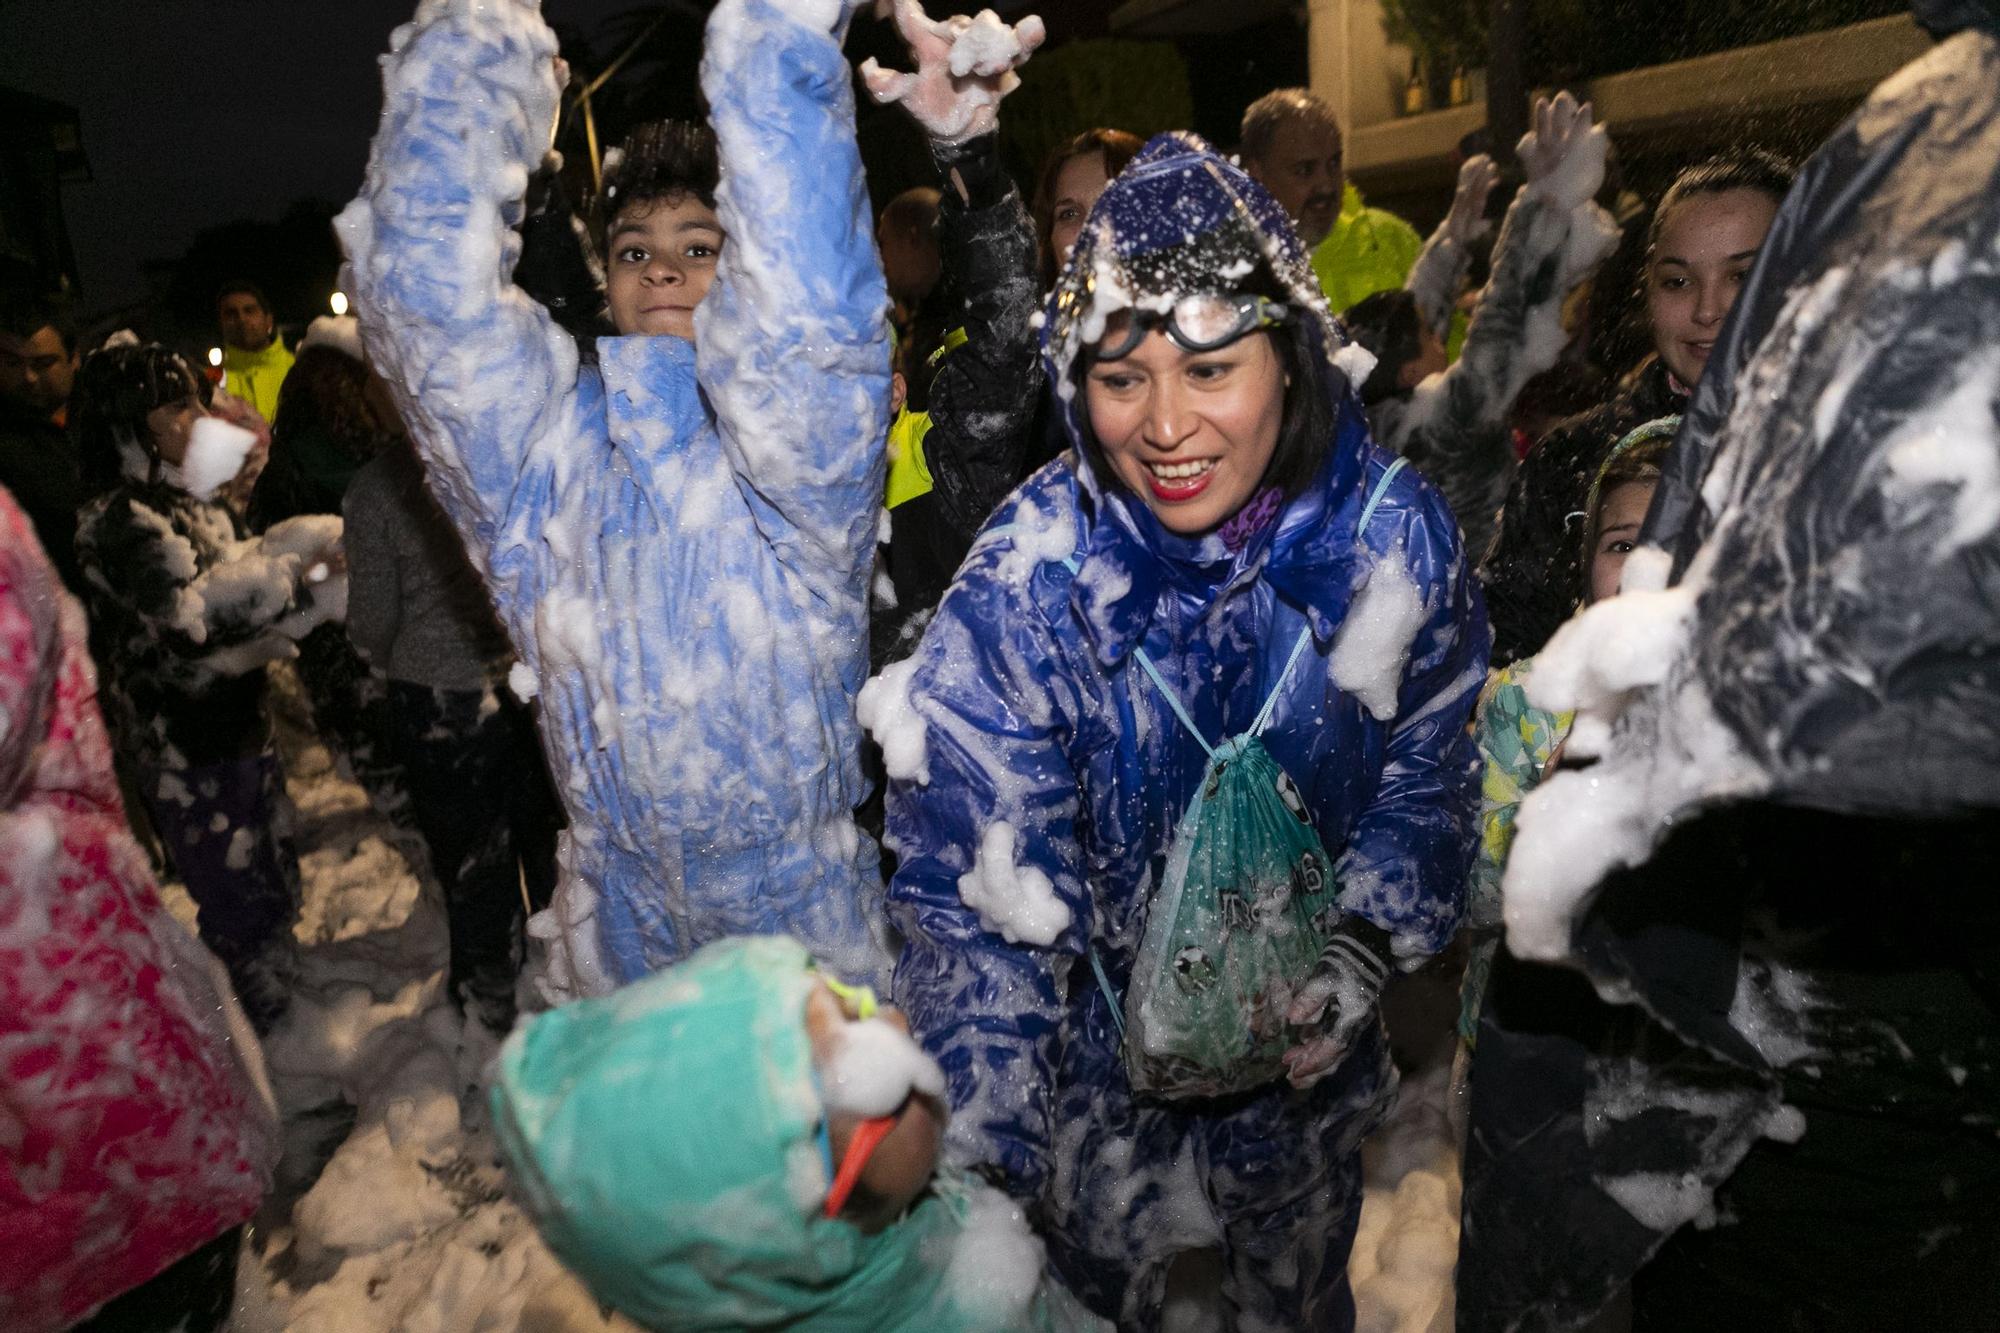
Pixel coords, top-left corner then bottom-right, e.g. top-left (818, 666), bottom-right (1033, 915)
top-left (272, 345), bottom-right (388, 462)
top-left (597, 119), bottom-right (720, 249)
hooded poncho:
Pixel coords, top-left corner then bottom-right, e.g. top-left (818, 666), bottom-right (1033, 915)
top-left (490, 935), bottom-right (1105, 1332)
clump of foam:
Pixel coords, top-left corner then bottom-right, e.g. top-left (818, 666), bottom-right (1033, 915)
top-left (941, 1182), bottom-right (1050, 1324)
top-left (1330, 553), bottom-right (1427, 720)
top-left (957, 821), bottom-right (1072, 946)
top-left (857, 656), bottom-right (930, 785)
top-left (819, 1017), bottom-right (946, 1118)
top-left (177, 416), bottom-right (258, 501)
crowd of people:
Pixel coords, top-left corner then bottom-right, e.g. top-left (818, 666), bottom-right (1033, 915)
top-left (2, 0), bottom-right (1995, 1329)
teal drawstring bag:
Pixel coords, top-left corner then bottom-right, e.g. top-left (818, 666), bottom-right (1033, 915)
top-left (1118, 714), bottom-right (1337, 1098)
top-left (1082, 460), bottom-right (1409, 1100)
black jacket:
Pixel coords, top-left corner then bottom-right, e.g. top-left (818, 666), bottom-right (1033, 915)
top-left (76, 483), bottom-right (329, 769)
top-left (0, 400), bottom-right (87, 593)
top-left (1476, 356), bottom-right (1684, 665)
top-left (1460, 10), bottom-right (2000, 1327)
top-left (880, 133), bottom-right (1048, 626)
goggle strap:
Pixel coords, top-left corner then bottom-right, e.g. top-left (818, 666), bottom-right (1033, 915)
top-left (821, 975), bottom-right (878, 1021)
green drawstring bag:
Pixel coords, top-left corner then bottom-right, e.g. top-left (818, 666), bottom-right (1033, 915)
top-left (1082, 459), bottom-right (1410, 1100)
top-left (1121, 728), bottom-right (1339, 1097)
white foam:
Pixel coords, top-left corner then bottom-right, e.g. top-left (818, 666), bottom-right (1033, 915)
top-left (957, 820), bottom-right (1072, 946)
top-left (1330, 552), bottom-right (1427, 721)
top-left (819, 1016), bottom-right (947, 1118)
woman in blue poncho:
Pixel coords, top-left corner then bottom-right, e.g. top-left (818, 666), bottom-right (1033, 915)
top-left (880, 135), bottom-right (1489, 1328)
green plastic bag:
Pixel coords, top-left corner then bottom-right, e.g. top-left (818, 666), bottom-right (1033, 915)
top-left (1123, 730), bottom-right (1340, 1098)
top-left (1087, 458), bottom-right (1411, 1100)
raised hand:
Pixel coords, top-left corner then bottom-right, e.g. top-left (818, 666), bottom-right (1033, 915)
top-left (1443, 153), bottom-right (1500, 250)
top-left (1518, 91), bottom-right (1608, 210)
top-left (860, 0), bottom-right (1046, 145)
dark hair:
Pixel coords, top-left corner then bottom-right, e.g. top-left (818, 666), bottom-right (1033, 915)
top-left (1340, 289), bottom-right (1423, 407)
top-left (214, 279), bottom-right (271, 316)
top-left (1645, 148), bottom-right (1795, 261)
top-left (1238, 88), bottom-right (1340, 168)
top-left (878, 186), bottom-right (941, 240)
top-left (599, 119), bottom-right (720, 247)
top-left (71, 342), bottom-right (211, 493)
top-left (1, 292), bottom-right (78, 355)
top-left (1032, 129), bottom-right (1144, 290)
top-left (273, 345), bottom-right (388, 458)
top-left (1072, 267), bottom-right (1336, 511)
top-left (1582, 429), bottom-right (1674, 569)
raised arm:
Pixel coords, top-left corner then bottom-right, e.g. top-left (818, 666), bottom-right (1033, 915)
top-left (1419, 100), bottom-right (1618, 436)
top-left (865, 3), bottom-right (1048, 538)
top-left (920, 137), bottom-right (1046, 535)
top-left (1386, 98), bottom-right (1619, 555)
top-left (695, 0), bottom-right (893, 604)
top-left (1404, 154), bottom-right (1498, 339)
top-left (336, 0), bottom-right (578, 560)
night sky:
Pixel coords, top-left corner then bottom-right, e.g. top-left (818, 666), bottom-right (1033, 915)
top-left (0, 1), bottom-right (649, 314)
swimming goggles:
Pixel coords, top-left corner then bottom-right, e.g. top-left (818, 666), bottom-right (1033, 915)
top-left (812, 972), bottom-right (900, 1220)
top-left (1089, 292), bottom-right (1293, 363)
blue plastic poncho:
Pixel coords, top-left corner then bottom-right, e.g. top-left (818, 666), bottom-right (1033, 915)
top-left (339, 0), bottom-right (892, 994)
top-left (883, 134), bottom-right (1488, 1326)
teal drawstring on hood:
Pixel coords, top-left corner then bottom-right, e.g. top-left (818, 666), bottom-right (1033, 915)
top-left (491, 935), bottom-right (1108, 1332)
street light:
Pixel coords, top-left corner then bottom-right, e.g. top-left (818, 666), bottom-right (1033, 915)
top-left (330, 290), bottom-right (350, 316)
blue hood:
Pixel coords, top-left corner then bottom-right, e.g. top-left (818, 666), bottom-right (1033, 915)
top-left (1042, 133), bottom-right (1355, 420)
top-left (1034, 132), bottom-right (1375, 663)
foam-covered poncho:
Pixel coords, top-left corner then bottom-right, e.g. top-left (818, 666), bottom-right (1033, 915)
top-left (881, 135), bottom-right (1487, 1325)
top-left (0, 488), bottom-right (279, 1331)
top-left (490, 935), bottom-right (1108, 1332)
top-left (338, 0), bottom-right (893, 994)
top-left (1459, 6), bottom-right (2000, 1325)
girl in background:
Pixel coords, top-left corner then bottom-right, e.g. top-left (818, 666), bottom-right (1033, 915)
top-left (71, 342), bottom-right (345, 1031)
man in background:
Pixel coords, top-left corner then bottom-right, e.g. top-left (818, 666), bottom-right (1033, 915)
top-left (1240, 88), bottom-right (1422, 314)
top-left (0, 294), bottom-right (86, 590)
top-left (216, 279), bottom-right (294, 422)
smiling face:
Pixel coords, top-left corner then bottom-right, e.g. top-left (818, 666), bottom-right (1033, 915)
top-left (1084, 325), bottom-right (1287, 536)
top-left (1048, 150), bottom-right (1113, 272)
top-left (604, 193), bottom-right (725, 340)
top-left (1245, 117), bottom-right (1344, 250)
top-left (1644, 187), bottom-right (1778, 388)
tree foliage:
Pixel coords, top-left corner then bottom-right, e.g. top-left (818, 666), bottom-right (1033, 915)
top-left (1380, 0), bottom-right (1488, 80)
top-left (1382, 0), bottom-right (1906, 89)
top-left (996, 40), bottom-right (1194, 191)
